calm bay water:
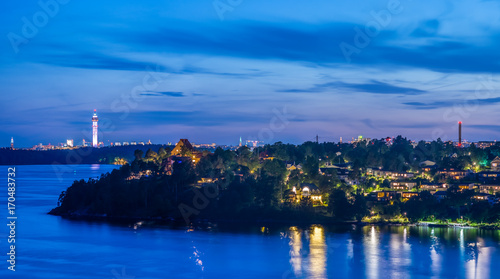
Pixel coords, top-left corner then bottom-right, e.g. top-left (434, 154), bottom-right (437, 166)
top-left (1, 164), bottom-right (500, 279)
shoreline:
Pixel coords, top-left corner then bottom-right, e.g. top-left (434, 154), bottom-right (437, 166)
top-left (47, 212), bottom-right (500, 230)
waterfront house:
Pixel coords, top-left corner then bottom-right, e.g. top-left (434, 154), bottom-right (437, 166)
top-left (299, 183), bottom-right (322, 203)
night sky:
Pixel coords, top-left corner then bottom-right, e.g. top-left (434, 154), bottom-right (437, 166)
top-left (2, 0), bottom-right (500, 147)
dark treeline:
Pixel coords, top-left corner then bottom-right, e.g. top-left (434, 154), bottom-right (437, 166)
top-left (49, 137), bottom-right (500, 226)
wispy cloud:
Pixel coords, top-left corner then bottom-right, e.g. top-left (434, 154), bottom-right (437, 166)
top-left (403, 97), bottom-right (500, 109)
top-left (141, 91), bottom-right (185, 97)
top-left (280, 80), bottom-right (426, 95)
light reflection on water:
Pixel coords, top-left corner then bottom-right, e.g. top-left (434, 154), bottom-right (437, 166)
top-left (284, 224), bottom-right (498, 279)
top-left (2, 165), bottom-right (500, 279)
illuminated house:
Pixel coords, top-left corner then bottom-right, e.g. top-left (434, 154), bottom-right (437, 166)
top-left (420, 184), bottom-right (447, 193)
top-left (437, 168), bottom-right (467, 180)
top-left (286, 162), bottom-right (302, 172)
top-left (457, 183), bottom-right (476, 191)
top-left (293, 183), bottom-right (322, 204)
top-left (477, 171), bottom-right (500, 183)
top-left (391, 181), bottom-right (417, 191)
top-left (472, 193), bottom-right (497, 205)
top-left (369, 169), bottom-right (415, 180)
top-left (491, 157), bottom-right (500, 171)
top-left (162, 139), bottom-right (203, 175)
top-left (479, 184), bottom-right (500, 194)
top-left (368, 191), bottom-right (399, 203)
top-left (420, 161), bottom-right (437, 173)
top-left (171, 139), bottom-right (203, 164)
top-left (401, 192), bottom-right (419, 202)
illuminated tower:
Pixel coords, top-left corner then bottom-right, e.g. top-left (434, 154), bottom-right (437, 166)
top-left (239, 136), bottom-right (242, 147)
top-left (10, 137), bottom-right (14, 149)
top-left (458, 121), bottom-right (462, 147)
top-left (92, 110), bottom-right (98, 147)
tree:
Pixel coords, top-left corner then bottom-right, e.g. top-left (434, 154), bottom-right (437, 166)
top-left (254, 171), bottom-right (281, 208)
top-left (145, 148), bottom-right (158, 161)
top-left (134, 149), bottom-right (144, 161)
top-left (288, 169), bottom-right (302, 187)
top-left (262, 159), bottom-right (286, 180)
top-left (328, 189), bottom-right (352, 220)
top-left (351, 194), bottom-right (368, 221)
top-left (158, 147), bottom-right (168, 159)
top-left (302, 156), bottom-right (319, 179)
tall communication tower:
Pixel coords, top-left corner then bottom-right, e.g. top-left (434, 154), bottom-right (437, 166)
top-left (458, 121), bottom-right (462, 147)
top-left (92, 109), bottom-right (98, 147)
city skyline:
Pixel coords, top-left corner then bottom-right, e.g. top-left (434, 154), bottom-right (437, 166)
top-left (2, 0), bottom-right (500, 147)
top-left (8, 109), bottom-right (497, 150)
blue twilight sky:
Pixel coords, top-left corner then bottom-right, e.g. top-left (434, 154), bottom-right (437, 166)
top-left (1, 0), bottom-right (500, 147)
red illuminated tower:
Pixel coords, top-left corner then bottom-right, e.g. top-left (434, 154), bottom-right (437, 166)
top-left (458, 121), bottom-right (462, 147)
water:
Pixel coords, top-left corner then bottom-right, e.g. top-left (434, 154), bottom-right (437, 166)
top-left (1, 165), bottom-right (500, 279)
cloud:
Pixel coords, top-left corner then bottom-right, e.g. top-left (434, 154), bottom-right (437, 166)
top-left (141, 91), bottom-right (185, 97)
top-left (468, 124), bottom-right (500, 131)
top-left (39, 52), bottom-right (154, 72)
top-left (411, 19), bottom-right (440, 37)
top-left (22, 16), bottom-right (500, 76)
top-left (101, 20), bottom-right (500, 74)
top-left (403, 97), bottom-right (500, 109)
top-left (37, 49), bottom-right (270, 79)
top-left (279, 80), bottom-right (426, 95)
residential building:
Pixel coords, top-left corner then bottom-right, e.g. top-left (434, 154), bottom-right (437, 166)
top-left (473, 193), bottom-right (497, 205)
top-left (391, 181), bottom-right (417, 191)
top-left (437, 168), bottom-right (468, 180)
top-left (491, 156), bottom-right (500, 172)
top-left (420, 184), bottom-right (447, 193)
top-left (369, 169), bottom-right (415, 180)
top-left (401, 192), bottom-right (419, 202)
top-left (477, 171), bottom-right (500, 183)
top-left (479, 184), bottom-right (500, 194)
top-left (368, 191), bottom-right (399, 203)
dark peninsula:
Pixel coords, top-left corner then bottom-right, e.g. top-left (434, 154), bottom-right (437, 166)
top-left (49, 137), bottom-right (500, 228)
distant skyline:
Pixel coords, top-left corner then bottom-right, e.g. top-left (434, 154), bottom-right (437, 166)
top-left (2, 0), bottom-right (500, 147)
